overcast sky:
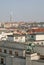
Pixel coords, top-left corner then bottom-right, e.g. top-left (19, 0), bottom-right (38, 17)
top-left (0, 0), bottom-right (44, 22)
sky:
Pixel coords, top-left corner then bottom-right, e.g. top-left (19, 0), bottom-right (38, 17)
top-left (0, 0), bottom-right (44, 22)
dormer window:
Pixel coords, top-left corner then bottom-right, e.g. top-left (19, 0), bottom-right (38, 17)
top-left (31, 35), bottom-right (34, 38)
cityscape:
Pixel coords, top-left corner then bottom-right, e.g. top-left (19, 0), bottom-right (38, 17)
top-left (0, 0), bottom-right (44, 65)
top-left (0, 22), bottom-right (44, 65)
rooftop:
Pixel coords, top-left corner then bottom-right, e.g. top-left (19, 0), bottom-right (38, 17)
top-left (27, 28), bottom-right (44, 34)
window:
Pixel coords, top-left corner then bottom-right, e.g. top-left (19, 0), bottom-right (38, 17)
top-left (4, 49), bottom-right (7, 53)
top-left (41, 42), bottom-right (43, 45)
top-left (37, 43), bottom-right (39, 45)
top-left (1, 58), bottom-right (4, 64)
top-left (15, 37), bottom-right (18, 39)
top-left (23, 50), bottom-right (25, 57)
top-left (30, 35), bottom-right (35, 40)
top-left (9, 50), bottom-right (12, 55)
top-left (31, 35), bottom-right (34, 38)
top-left (15, 51), bottom-right (18, 56)
top-left (0, 48), bottom-right (2, 52)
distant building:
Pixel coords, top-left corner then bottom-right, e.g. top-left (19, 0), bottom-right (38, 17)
top-left (27, 28), bottom-right (44, 45)
top-left (7, 31), bottom-right (26, 43)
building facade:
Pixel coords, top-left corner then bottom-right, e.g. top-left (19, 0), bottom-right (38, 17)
top-left (0, 41), bottom-right (27, 65)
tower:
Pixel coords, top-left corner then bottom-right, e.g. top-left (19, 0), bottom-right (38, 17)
top-left (10, 11), bottom-right (13, 22)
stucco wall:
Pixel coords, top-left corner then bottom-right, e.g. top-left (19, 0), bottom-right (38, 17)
top-left (36, 35), bottom-right (44, 40)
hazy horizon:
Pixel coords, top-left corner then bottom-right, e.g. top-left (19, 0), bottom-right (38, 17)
top-left (0, 0), bottom-right (44, 22)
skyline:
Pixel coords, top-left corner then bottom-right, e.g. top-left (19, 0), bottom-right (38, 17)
top-left (0, 0), bottom-right (44, 22)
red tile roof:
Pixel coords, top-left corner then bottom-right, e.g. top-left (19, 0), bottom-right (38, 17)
top-left (27, 28), bottom-right (44, 34)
